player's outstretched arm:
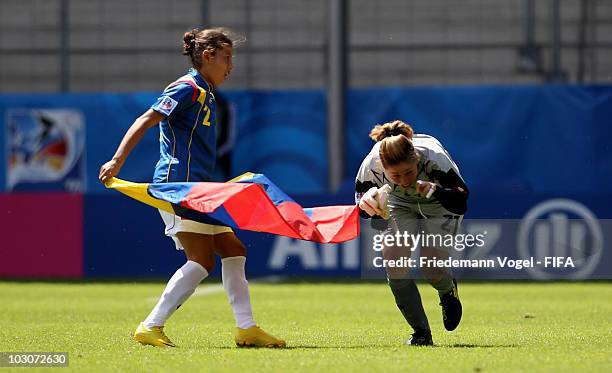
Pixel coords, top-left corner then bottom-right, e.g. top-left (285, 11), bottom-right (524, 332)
top-left (99, 109), bottom-right (164, 184)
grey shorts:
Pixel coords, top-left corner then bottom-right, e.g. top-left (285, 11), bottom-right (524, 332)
top-left (386, 194), bottom-right (463, 253)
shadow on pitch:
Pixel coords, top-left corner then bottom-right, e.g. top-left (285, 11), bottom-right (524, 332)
top-left (216, 343), bottom-right (518, 350)
top-left (440, 343), bottom-right (518, 348)
top-left (216, 344), bottom-right (400, 350)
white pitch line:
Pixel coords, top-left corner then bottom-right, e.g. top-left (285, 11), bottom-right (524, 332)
top-left (193, 284), bottom-right (225, 297)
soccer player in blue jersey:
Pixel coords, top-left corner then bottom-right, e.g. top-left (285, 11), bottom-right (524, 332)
top-left (99, 28), bottom-right (285, 348)
top-left (355, 120), bottom-right (467, 346)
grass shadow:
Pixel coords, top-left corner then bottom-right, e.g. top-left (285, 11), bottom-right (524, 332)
top-left (440, 343), bottom-right (518, 348)
top-left (215, 344), bottom-right (401, 350)
top-left (214, 343), bottom-right (518, 350)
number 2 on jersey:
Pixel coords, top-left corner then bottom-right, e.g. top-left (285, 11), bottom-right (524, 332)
top-left (202, 105), bottom-right (211, 126)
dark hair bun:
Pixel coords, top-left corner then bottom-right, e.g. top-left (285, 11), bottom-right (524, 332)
top-left (369, 120), bottom-right (414, 142)
top-left (182, 29), bottom-right (198, 55)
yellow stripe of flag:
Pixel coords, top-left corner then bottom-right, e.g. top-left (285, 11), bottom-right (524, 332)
top-left (104, 177), bottom-right (174, 214)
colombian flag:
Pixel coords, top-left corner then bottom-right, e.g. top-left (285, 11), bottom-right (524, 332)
top-left (105, 173), bottom-right (359, 243)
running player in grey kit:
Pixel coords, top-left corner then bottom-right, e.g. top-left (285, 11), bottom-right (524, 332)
top-left (355, 120), bottom-right (468, 346)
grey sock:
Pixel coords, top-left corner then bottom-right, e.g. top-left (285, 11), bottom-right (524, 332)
top-left (388, 278), bottom-right (430, 332)
top-left (430, 274), bottom-right (453, 297)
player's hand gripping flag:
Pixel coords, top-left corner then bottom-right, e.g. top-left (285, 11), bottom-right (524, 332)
top-left (105, 173), bottom-right (359, 243)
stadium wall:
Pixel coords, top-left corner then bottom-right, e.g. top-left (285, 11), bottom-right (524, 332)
top-left (1, 85), bottom-right (611, 279)
top-left (3, 0), bottom-right (612, 91)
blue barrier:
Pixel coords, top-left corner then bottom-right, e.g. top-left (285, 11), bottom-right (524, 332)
top-left (346, 85), bottom-right (612, 195)
top-left (1, 85), bottom-right (611, 279)
top-left (82, 194), bottom-right (612, 279)
top-left (1, 85), bottom-right (610, 196)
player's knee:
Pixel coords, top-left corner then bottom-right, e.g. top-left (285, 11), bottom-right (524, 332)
top-left (227, 244), bottom-right (246, 257)
top-left (200, 260), bottom-right (215, 274)
top-left (188, 254), bottom-right (215, 273)
top-left (386, 266), bottom-right (410, 280)
top-left (388, 278), bottom-right (413, 289)
top-left (214, 235), bottom-right (247, 258)
top-left (422, 267), bottom-right (448, 284)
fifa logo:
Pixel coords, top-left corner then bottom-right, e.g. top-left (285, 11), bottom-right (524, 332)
top-left (6, 109), bottom-right (86, 192)
top-left (518, 199), bottom-right (603, 279)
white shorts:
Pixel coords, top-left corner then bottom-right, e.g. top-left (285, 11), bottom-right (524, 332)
top-left (159, 209), bottom-right (234, 250)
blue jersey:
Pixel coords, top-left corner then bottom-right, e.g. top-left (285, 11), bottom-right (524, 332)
top-left (151, 69), bottom-right (218, 183)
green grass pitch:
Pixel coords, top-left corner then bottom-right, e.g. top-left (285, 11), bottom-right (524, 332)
top-left (0, 281), bottom-right (610, 372)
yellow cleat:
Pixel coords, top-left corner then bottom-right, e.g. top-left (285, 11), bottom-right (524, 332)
top-left (234, 326), bottom-right (286, 348)
top-left (133, 322), bottom-right (176, 348)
